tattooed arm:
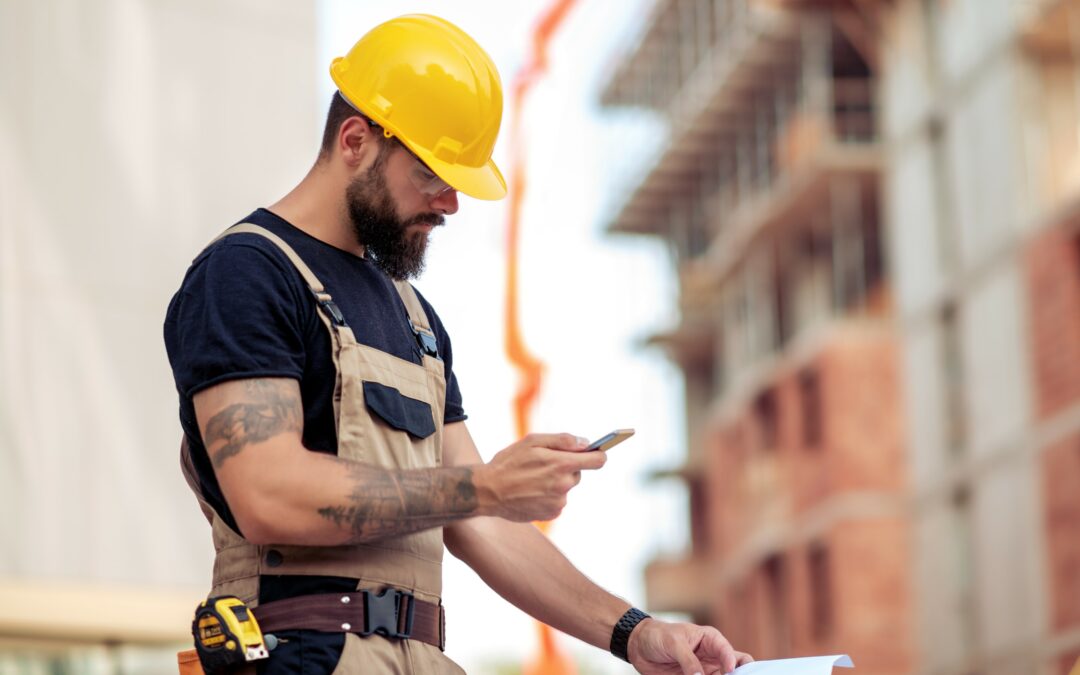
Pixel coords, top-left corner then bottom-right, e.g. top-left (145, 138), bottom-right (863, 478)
top-left (193, 377), bottom-right (606, 546)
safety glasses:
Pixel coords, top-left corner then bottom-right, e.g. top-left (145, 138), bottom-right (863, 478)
top-left (362, 116), bottom-right (454, 198)
top-left (392, 138), bottom-right (455, 199)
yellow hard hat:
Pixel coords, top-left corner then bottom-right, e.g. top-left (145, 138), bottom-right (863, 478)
top-left (330, 15), bottom-right (507, 201)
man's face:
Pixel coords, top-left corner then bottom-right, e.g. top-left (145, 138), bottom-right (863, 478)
top-left (345, 139), bottom-right (450, 280)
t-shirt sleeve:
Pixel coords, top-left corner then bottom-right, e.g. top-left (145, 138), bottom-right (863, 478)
top-left (164, 240), bottom-right (309, 399)
top-left (413, 291), bottom-right (467, 424)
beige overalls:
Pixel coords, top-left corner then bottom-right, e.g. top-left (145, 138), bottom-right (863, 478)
top-left (181, 224), bottom-right (464, 674)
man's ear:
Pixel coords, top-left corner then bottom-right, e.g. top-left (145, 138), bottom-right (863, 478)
top-left (337, 116), bottom-right (380, 169)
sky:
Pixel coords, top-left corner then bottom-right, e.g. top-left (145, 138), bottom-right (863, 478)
top-left (319, 1), bottom-right (691, 672)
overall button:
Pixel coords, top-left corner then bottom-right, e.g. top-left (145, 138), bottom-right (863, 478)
top-left (265, 549), bottom-right (284, 568)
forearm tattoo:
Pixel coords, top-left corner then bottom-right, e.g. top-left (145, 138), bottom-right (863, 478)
top-left (204, 380), bottom-right (302, 468)
top-left (319, 461), bottom-right (479, 543)
top-left (203, 378), bottom-right (477, 541)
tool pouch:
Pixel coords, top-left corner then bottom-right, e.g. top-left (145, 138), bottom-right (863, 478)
top-left (177, 649), bottom-right (205, 675)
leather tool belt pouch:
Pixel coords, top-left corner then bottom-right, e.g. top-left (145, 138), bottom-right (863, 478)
top-left (176, 588), bottom-right (445, 674)
top-left (254, 588), bottom-right (445, 650)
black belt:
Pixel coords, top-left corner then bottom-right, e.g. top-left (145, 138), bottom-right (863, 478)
top-left (253, 589), bottom-right (445, 650)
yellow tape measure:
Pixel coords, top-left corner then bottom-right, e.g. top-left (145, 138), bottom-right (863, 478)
top-left (192, 596), bottom-right (269, 673)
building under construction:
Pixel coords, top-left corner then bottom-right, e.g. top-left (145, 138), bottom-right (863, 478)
top-left (599, 1), bottom-right (1080, 674)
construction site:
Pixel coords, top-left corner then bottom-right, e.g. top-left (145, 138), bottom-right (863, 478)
top-left (1, 0), bottom-right (1079, 674)
top-left (599, 0), bottom-right (1080, 674)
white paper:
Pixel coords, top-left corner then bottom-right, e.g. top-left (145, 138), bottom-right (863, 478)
top-left (731, 654), bottom-right (854, 675)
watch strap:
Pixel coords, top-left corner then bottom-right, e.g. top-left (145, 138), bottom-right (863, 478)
top-left (610, 607), bottom-right (650, 663)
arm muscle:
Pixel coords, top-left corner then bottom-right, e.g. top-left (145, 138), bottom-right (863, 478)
top-left (194, 377), bottom-right (481, 545)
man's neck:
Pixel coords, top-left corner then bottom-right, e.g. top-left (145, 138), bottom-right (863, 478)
top-left (268, 165), bottom-right (364, 258)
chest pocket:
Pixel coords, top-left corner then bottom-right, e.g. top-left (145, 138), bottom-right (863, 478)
top-left (363, 381), bottom-right (436, 439)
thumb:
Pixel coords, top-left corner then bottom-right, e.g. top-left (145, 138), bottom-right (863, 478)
top-left (536, 433), bottom-right (589, 451)
top-left (673, 640), bottom-right (705, 675)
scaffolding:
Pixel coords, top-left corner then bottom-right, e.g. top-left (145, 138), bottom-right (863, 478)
top-left (602, 0), bottom-right (884, 398)
top-left (601, 1), bottom-right (906, 667)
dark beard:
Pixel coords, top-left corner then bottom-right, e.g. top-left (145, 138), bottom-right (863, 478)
top-left (346, 152), bottom-right (443, 280)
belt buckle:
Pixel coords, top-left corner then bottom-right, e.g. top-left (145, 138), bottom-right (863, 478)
top-left (361, 588), bottom-right (414, 639)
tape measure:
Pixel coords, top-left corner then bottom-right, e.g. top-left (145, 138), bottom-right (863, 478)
top-left (192, 596), bottom-right (269, 673)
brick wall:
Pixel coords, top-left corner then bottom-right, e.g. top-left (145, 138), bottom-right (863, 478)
top-left (704, 325), bottom-right (913, 670)
top-left (1025, 226), bottom-right (1080, 419)
top-left (1041, 434), bottom-right (1080, 632)
top-left (1025, 224), bottom-right (1080, 673)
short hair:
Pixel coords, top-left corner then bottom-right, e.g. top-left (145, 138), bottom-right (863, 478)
top-left (319, 91), bottom-right (382, 159)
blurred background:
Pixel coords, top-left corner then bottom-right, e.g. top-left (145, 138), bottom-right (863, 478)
top-left (1, 0), bottom-right (1078, 674)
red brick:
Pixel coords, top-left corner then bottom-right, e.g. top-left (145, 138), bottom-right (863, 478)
top-left (1058, 651), bottom-right (1079, 675)
top-left (1041, 433), bottom-right (1080, 632)
top-left (1025, 227), bottom-right (1080, 418)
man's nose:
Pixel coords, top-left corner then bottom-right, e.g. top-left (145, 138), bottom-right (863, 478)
top-left (431, 188), bottom-right (459, 216)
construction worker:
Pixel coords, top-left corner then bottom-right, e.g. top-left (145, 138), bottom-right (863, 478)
top-left (164, 14), bottom-right (753, 675)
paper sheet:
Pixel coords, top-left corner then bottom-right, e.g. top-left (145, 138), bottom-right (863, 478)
top-left (732, 654), bottom-right (854, 674)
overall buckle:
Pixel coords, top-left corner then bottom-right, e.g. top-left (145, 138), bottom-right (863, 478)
top-left (361, 588), bottom-right (414, 639)
top-left (412, 324), bottom-right (440, 359)
top-left (311, 290), bottom-right (347, 327)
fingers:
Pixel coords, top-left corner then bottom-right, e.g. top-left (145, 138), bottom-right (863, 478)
top-left (697, 628), bottom-right (737, 673)
top-left (523, 433), bottom-right (608, 470)
top-left (673, 638), bottom-right (706, 675)
top-left (524, 432), bottom-right (589, 451)
top-left (488, 432), bottom-right (614, 522)
top-left (569, 448), bottom-right (607, 470)
top-left (626, 620), bottom-right (747, 675)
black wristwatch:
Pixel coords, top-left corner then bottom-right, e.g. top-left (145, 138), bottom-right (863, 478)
top-left (610, 607), bottom-right (651, 663)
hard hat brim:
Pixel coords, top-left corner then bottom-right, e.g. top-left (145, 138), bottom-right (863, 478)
top-left (419, 150), bottom-right (507, 201)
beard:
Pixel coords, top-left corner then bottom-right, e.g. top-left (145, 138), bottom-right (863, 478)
top-left (346, 150), bottom-right (444, 280)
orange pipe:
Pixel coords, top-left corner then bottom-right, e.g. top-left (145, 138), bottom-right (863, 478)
top-left (502, 0), bottom-right (580, 673)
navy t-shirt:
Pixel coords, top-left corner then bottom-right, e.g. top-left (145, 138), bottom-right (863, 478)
top-left (164, 208), bottom-right (466, 535)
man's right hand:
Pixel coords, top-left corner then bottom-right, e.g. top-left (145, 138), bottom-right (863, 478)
top-left (474, 433), bottom-right (608, 522)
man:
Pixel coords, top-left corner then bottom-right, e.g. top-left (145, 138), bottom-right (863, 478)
top-left (165, 14), bottom-right (752, 675)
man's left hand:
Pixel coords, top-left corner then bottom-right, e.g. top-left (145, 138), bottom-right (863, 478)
top-left (627, 618), bottom-right (754, 675)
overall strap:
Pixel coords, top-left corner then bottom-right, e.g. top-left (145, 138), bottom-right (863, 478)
top-left (393, 279), bottom-right (440, 359)
top-left (214, 223), bottom-right (348, 331)
top-left (211, 223), bottom-right (436, 357)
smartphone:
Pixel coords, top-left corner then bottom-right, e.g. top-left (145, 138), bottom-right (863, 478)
top-left (585, 428), bottom-right (635, 452)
